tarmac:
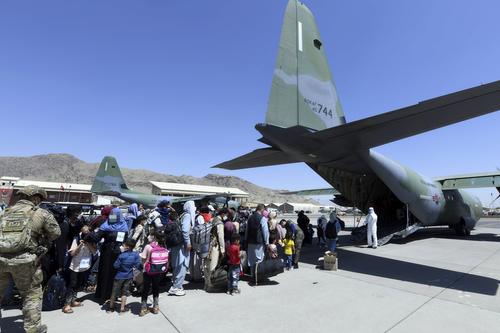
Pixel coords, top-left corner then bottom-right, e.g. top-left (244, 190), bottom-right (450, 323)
top-left (1, 217), bottom-right (500, 333)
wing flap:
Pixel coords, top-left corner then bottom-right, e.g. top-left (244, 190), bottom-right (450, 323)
top-left (214, 148), bottom-right (299, 170)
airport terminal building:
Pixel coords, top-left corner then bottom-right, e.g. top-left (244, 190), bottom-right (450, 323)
top-left (0, 176), bottom-right (93, 206)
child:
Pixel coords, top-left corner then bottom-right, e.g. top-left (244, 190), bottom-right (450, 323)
top-left (282, 231), bottom-right (295, 270)
top-left (226, 233), bottom-right (241, 295)
top-left (108, 238), bottom-right (142, 314)
top-left (268, 232), bottom-right (278, 259)
top-left (139, 229), bottom-right (168, 316)
top-left (63, 227), bottom-right (97, 314)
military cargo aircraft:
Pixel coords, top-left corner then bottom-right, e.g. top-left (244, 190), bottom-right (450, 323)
top-left (91, 156), bottom-right (239, 209)
top-left (215, 0), bottom-right (500, 242)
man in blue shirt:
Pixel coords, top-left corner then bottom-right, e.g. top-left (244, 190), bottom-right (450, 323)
top-left (108, 238), bottom-right (141, 313)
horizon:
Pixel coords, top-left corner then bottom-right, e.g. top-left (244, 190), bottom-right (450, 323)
top-left (1, 0), bottom-right (499, 206)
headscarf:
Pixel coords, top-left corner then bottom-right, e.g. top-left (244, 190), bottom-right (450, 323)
top-left (183, 200), bottom-right (196, 226)
top-left (329, 212), bottom-right (337, 222)
top-left (99, 207), bottom-right (129, 232)
top-left (89, 205), bottom-right (113, 230)
top-left (156, 207), bottom-right (170, 225)
top-left (127, 203), bottom-right (139, 218)
top-left (262, 210), bottom-right (269, 218)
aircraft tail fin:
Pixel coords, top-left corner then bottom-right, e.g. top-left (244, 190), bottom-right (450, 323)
top-left (91, 156), bottom-right (130, 194)
top-left (266, 0), bottom-right (345, 131)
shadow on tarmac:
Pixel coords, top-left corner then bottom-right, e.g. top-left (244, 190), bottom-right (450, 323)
top-left (336, 249), bottom-right (499, 296)
top-left (0, 314), bottom-right (24, 333)
top-left (392, 227), bottom-right (500, 244)
top-left (297, 238), bottom-right (499, 296)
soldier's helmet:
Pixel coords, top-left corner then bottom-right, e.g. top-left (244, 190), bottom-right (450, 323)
top-left (17, 185), bottom-right (48, 200)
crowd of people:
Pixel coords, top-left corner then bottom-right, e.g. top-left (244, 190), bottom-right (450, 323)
top-left (4, 193), bottom-right (338, 313)
top-left (0, 184), bottom-right (377, 332)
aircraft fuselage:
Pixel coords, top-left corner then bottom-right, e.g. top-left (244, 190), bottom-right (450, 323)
top-left (364, 149), bottom-right (482, 229)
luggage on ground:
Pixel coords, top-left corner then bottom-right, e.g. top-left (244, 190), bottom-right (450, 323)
top-left (42, 272), bottom-right (67, 311)
top-left (209, 266), bottom-right (228, 291)
top-left (255, 258), bottom-right (284, 282)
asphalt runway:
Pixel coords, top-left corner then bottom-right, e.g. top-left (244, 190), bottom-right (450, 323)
top-left (1, 218), bottom-right (499, 333)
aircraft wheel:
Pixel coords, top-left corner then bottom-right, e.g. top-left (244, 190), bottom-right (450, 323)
top-left (454, 219), bottom-right (467, 236)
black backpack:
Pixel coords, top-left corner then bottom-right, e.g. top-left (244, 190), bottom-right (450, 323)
top-left (42, 272), bottom-right (67, 311)
top-left (325, 221), bottom-right (338, 239)
top-left (164, 218), bottom-right (184, 248)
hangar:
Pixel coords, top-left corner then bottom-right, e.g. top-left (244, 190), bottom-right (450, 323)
top-left (150, 181), bottom-right (249, 203)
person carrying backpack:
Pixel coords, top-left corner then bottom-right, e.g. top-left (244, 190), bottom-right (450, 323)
top-left (223, 208), bottom-right (238, 249)
top-left (245, 204), bottom-right (269, 279)
top-left (168, 201), bottom-right (194, 296)
top-left (325, 212), bottom-right (341, 252)
top-left (157, 200), bottom-right (173, 225)
top-left (139, 229), bottom-right (168, 316)
top-left (317, 215), bottom-right (328, 247)
top-left (0, 185), bottom-right (61, 333)
top-left (203, 208), bottom-right (227, 292)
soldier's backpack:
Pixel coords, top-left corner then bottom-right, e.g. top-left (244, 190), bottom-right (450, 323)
top-left (0, 206), bottom-right (36, 254)
top-left (164, 217), bottom-right (184, 248)
top-left (191, 222), bottom-right (213, 258)
top-left (325, 220), bottom-right (338, 239)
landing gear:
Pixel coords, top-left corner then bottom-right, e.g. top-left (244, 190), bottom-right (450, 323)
top-left (453, 219), bottom-right (470, 236)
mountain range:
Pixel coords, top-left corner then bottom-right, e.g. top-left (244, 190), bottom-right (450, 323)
top-left (0, 154), bottom-right (318, 205)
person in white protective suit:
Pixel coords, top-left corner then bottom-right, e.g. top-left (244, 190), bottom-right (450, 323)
top-left (364, 207), bottom-right (378, 248)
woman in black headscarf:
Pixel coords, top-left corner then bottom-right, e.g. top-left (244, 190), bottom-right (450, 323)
top-left (94, 207), bottom-right (129, 304)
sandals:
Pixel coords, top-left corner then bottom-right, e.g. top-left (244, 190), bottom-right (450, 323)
top-left (119, 306), bottom-right (130, 315)
top-left (62, 306), bottom-right (74, 314)
top-left (71, 301), bottom-right (83, 307)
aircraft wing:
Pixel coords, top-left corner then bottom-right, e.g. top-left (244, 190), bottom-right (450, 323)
top-left (280, 187), bottom-right (341, 196)
top-left (306, 80), bottom-right (500, 150)
top-left (434, 171), bottom-right (500, 190)
top-left (214, 147), bottom-right (300, 170)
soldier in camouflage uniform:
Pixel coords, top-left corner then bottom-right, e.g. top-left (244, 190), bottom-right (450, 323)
top-left (0, 185), bottom-right (61, 333)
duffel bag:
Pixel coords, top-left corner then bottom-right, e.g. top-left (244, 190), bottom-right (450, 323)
top-left (208, 266), bottom-right (228, 291)
top-left (255, 258), bottom-right (284, 282)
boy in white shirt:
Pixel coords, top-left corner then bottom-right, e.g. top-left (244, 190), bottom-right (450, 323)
top-left (62, 226), bottom-right (97, 314)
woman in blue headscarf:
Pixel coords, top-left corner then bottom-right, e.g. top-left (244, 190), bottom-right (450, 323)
top-left (94, 207), bottom-right (129, 303)
top-left (125, 203), bottom-right (139, 231)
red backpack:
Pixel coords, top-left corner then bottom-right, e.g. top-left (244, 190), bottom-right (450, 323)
top-left (144, 243), bottom-right (169, 275)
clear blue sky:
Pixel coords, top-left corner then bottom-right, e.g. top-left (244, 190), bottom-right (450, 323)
top-left (1, 0), bottom-right (499, 205)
